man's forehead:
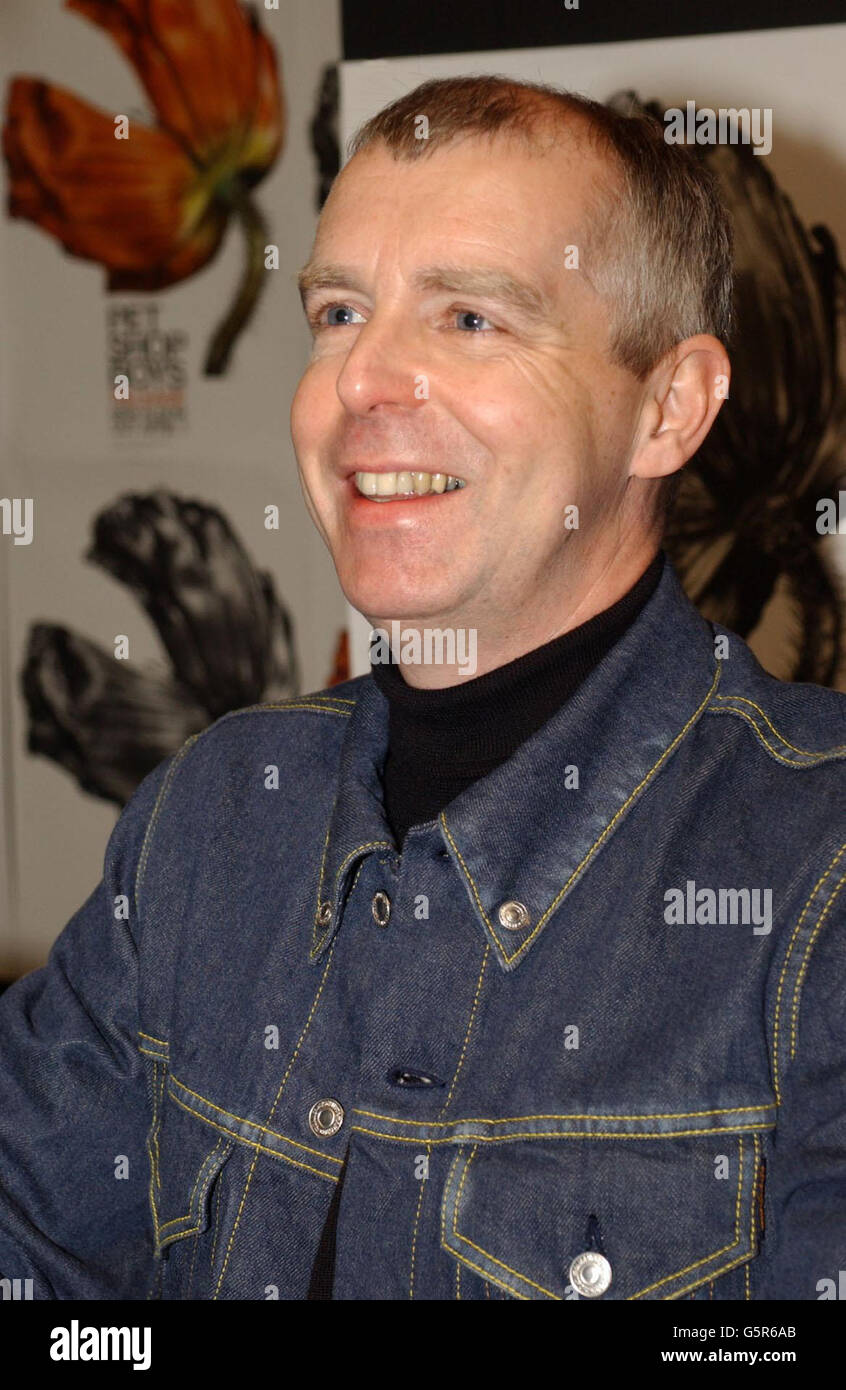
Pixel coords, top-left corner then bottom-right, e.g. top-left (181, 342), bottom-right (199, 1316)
top-left (303, 135), bottom-right (604, 303)
top-left (327, 128), bottom-right (602, 213)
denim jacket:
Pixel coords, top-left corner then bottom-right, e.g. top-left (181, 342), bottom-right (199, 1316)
top-left (1, 555), bottom-right (845, 1301)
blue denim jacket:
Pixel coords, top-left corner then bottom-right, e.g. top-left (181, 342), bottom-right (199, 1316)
top-left (1, 556), bottom-right (845, 1301)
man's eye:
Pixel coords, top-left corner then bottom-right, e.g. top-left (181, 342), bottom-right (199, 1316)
top-left (312, 303), bottom-right (366, 329)
top-left (454, 309), bottom-right (494, 332)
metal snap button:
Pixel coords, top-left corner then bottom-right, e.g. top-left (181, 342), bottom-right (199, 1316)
top-left (371, 891), bottom-right (391, 927)
top-left (497, 900), bottom-right (530, 931)
top-left (568, 1250), bottom-right (612, 1298)
top-left (308, 1098), bottom-right (344, 1137)
top-left (316, 901), bottom-right (333, 928)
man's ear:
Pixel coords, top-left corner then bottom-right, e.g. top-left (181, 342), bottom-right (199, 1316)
top-left (629, 334), bottom-right (730, 482)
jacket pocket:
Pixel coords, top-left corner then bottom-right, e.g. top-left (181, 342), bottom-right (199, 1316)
top-left (441, 1130), bottom-right (764, 1300)
top-left (145, 1058), bottom-right (236, 1257)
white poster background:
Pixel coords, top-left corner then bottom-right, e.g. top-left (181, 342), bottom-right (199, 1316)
top-left (0, 0), bottom-right (345, 974)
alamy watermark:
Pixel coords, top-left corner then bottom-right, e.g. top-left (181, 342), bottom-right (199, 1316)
top-left (664, 880), bottom-right (772, 934)
top-left (664, 102), bottom-right (772, 157)
top-left (370, 622), bottom-right (477, 677)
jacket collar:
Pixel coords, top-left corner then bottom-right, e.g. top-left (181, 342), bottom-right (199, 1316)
top-left (310, 556), bottom-right (722, 970)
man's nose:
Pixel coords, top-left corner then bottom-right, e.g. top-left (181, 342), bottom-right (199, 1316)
top-left (334, 312), bottom-right (426, 416)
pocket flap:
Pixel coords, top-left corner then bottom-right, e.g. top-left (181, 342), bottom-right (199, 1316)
top-left (441, 1132), bottom-right (763, 1300)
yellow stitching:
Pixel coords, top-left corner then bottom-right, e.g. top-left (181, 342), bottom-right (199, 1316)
top-left (790, 871), bottom-right (846, 1059)
top-left (146, 1061), bottom-right (162, 1247)
top-left (351, 1122), bottom-right (774, 1143)
top-left (168, 1075), bottom-right (345, 1166)
top-left (213, 942), bottom-right (338, 1298)
top-left (442, 948), bottom-right (490, 1113)
top-left (328, 840), bottom-right (393, 907)
top-left (708, 706), bottom-right (842, 766)
top-left (210, 1171), bottom-right (223, 1270)
top-left (671, 1250), bottom-right (754, 1300)
top-left (442, 662), bottom-right (721, 965)
top-left (408, 1165), bottom-right (428, 1300)
top-left (186, 1228), bottom-right (200, 1296)
top-left (158, 1136), bottom-right (226, 1232)
top-left (250, 697), bottom-right (355, 709)
top-left (352, 1103), bottom-right (776, 1126)
top-left (233, 701), bottom-right (351, 716)
top-left (456, 1261), bottom-right (461, 1300)
top-left (772, 842), bottom-right (846, 1104)
top-left (629, 1136), bottom-right (745, 1299)
top-left (409, 945), bottom-right (490, 1297)
top-left (158, 1137), bottom-right (233, 1250)
top-left (138, 1031), bottom-right (168, 1047)
top-left (310, 817), bottom-right (334, 955)
top-left (446, 1147), bottom-right (559, 1299)
top-left (311, 823), bottom-right (392, 956)
top-left (169, 1090), bottom-right (339, 1185)
top-left (136, 735), bottom-right (200, 914)
top-left (151, 1060), bottom-right (167, 1194)
top-left (447, 1246), bottom-right (528, 1299)
top-left (348, 859), bottom-right (367, 898)
top-left (138, 1045), bottom-right (167, 1060)
top-left (137, 701), bottom-right (353, 922)
top-left (712, 695), bottom-right (846, 756)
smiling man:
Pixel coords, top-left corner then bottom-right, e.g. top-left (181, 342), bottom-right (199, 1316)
top-left (1, 76), bottom-right (845, 1305)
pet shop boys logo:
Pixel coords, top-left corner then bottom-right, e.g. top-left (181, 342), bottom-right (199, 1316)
top-left (107, 302), bottom-right (188, 437)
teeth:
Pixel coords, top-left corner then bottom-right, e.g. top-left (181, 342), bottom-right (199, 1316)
top-left (354, 470), bottom-right (466, 499)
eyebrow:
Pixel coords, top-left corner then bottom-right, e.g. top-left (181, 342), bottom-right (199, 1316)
top-left (296, 260), bottom-right (555, 322)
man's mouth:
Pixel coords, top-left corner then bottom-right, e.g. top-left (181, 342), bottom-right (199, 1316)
top-left (353, 471), bottom-right (466, 500)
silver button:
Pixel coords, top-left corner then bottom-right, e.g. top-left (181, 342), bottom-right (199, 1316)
top-left (308, 1098), bottom-right (344, 1137)
top-left (316, 901), bottom-right (333, 928)
top-left (497, 900), bottom-right (530, 931)
top-left (568, 1250), bottom-right (612, 1298)
top-left (371, 891), bottom-right (391, 927)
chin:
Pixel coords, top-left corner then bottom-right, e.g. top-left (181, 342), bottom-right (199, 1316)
top-left (339, 566), bottom-right (460, 626)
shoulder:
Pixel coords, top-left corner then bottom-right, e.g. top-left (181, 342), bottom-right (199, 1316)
top-left (705, 624), bottom-right (846, 773)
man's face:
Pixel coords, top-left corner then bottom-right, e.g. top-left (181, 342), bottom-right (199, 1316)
top-left (291, 130), bottom-right (649, 637)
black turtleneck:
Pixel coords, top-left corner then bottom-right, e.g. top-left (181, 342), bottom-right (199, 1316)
top-left (369, 550), bottom-right (665, 847)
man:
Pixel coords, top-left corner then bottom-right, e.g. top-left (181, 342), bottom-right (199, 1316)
top-left (1, 75), bottom-right (844, 1302)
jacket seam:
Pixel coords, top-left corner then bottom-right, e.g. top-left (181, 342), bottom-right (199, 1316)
top-left (706, 705), bottom-right (846, 767)
top-left (711, 694), bottom-right (846, 756)
top-left (771, 841), bottom-right (846, 1104)
top-left (311, 834), bottom-right (394, 957)
top-left (443, 1147), bottom-right (559, 1299)
top-left (629, 1136), bottom-right (748, 1298)
top-left (443, 660), bottom-right (721, 966)
top-left (134, 700), bottom-right (355, 922)
top-left (354, 1103), bottom-right (776, 1125)
top-left (168, 1089), bottom-right (339, 1185)
top-left (167, 1073), bottom-right (345, 1166)
top-left (409, 945), bottom-right (490, 1299)
top-left (351, 1122), bottom-right (775, 1143)
top-left (789, 871), bottom-right (846, 1061)
top-left (212, 940), bottom-right (340, 1298)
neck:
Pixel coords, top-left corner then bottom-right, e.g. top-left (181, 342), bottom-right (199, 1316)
top-left (373, 539), bottom-right (664, 690)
